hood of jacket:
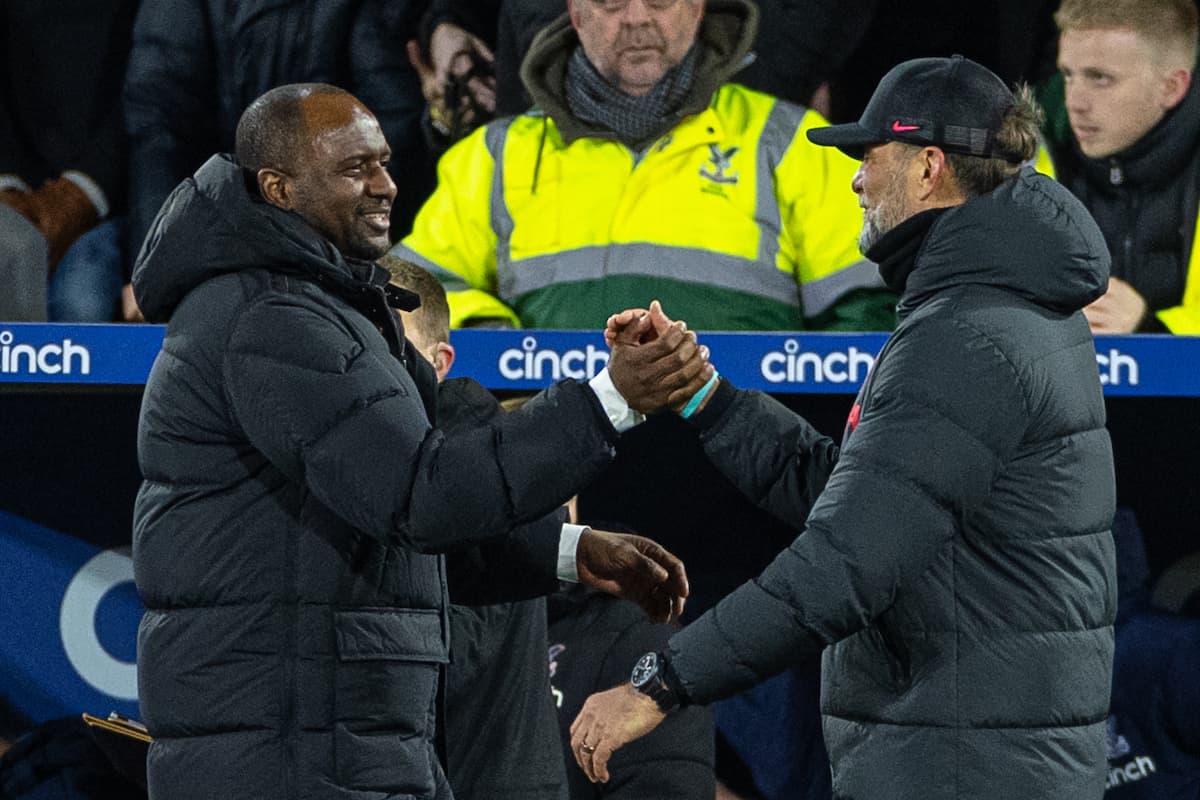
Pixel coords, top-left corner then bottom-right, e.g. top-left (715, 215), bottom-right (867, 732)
top-left (132, 153), bottom-right (399, 323)
top-left (519, 0), bottom-right (758, 143)
top-left (871, 167), bottom-right (1110, 318)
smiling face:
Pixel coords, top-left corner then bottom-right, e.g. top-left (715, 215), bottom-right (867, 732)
top-left (1057, 27), bottom-right (1185, 159)
top-left (852, 142), bottom-right (920, 254)
top-left (568, 0), bottom-right (703, 96)
top-left (286, 94), bottom-right (396, 259)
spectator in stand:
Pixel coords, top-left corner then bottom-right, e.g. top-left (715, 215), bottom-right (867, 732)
top-left (394, 0), bottom-right (894, 333)
top-left (122, 0), bottom-right (435, 321)
top-left (383, 254), bottom-right (571, 800)
top-left (0, 0), bottom-right (138, 322)
top-left (1105, 507), bottom-right (1200, 798)
top-left (1051, 0), bottom-right (1200, 334)
top-left (548, 582), bottom-right (715, 798)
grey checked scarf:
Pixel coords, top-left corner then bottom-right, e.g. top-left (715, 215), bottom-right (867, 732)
top-left (565, 44), bottom-right (699, 148)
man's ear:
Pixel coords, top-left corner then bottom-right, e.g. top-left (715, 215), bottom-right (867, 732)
top-left (1161, 67), bottom-right (1192, 111)
top-left (566, 0), bottom-right (582, 30)
top-left (912, 147), bottom-right (947, 200)
top-left (433, 341), bottom-right (456, 381)
top-left (257, 168), bottom-right (293, 209)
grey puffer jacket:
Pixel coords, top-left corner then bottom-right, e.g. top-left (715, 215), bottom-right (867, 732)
top-left (131, 154), bottom-right (619, 800)
top-left (672, 168), bottom-right (1117, 799)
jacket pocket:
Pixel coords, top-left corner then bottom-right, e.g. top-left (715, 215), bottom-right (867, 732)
top-left (332, 608), bottom-right (448, 793)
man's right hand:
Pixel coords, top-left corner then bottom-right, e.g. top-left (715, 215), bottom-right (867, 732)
top-left (605, 300), bottom-right (712, 414)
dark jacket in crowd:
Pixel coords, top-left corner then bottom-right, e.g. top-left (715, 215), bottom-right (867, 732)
top-left (0, 0), bottom-right (136, 207)
top-left (1104, 508), bottom-right (1200, 799)
top-left (438, 377), bottom-right (568, 800)
top-left (671, 167), bottom-right (1117, 799)
top-left (1049, 64), bottom-right (1200, 333)
top-left (130, 154), bottom-right (621, 800)
top-left (123, 0), bottom-right (432, 261)
top-left (548, 586), bottom-right (714, 799)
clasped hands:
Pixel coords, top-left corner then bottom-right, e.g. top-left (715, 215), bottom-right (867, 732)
top-left (604, 299), bottom-right (715, 415)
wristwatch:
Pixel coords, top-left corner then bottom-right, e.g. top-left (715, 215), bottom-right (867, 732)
top-left (630, 651), bottom-right (681, 712)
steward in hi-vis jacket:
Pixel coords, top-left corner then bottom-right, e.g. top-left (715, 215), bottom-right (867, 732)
top-left (394, 0), bottom-right (895, 332)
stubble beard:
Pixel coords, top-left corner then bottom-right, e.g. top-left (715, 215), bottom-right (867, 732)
top-left (857, 172), bottom-right (911, 255)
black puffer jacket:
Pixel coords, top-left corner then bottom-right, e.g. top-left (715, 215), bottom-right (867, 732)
top-left (131, 154), bottom-right (619, 800)
top-left (673, 168), bottom-right (1117, 799)
top-left (124, 0), bottom-right (432, 261)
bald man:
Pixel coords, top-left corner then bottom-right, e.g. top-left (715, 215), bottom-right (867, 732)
top-left (129, 83), bottom-right (706, 800)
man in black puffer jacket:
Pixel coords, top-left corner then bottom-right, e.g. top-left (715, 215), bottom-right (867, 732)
top-left (573, 57), bottom-right (1117, 800)
top-left (131, 83), bottom-right (703, 800)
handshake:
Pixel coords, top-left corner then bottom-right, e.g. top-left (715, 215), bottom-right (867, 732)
top-left (603, 300), bottom-right (720, 418)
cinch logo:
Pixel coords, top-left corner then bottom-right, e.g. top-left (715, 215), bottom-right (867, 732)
top-left (0, 330), bottom-right (91, 375)
top-left (499, 336), bottom-right (609, 381)
top-left (761, 338), bottom-right (875, 385)
top-left (1107, 755), bottom-right (1157, 789)
top-left (1096, 349), bottom-right (1139, 386)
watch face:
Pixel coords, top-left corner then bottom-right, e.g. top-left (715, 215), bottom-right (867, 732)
top-left (631, 652), bottom-right (658, 688)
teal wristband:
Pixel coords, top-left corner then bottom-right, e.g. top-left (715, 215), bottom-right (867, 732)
top-left (679, 370), bottom-right (720, 419)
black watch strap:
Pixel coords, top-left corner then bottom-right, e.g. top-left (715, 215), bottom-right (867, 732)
top-left (630, 651), bottom-right (684, 712)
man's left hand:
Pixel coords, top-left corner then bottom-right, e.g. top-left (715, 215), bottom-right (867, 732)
top-left (1084, 277), bottom-right (1148, 333)
top-left (576, 529), bottom-right (688, 623)
top-left (570, 684), bottom-right (667, 783)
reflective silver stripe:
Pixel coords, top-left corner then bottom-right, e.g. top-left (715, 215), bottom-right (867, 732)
top-left (756, 100), bottom-right (806, 268)
top-left (504, 243), bottom-right (802, 306)
top-left (484, 122), bottom-right (516, 299)
top-left (387, 244), bottom-right (473, 293)
top-left (799, 258), bottom-right (884, 316)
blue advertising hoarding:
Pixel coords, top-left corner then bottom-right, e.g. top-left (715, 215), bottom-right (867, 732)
top-left (1, 323), bottom-right (1196, 397)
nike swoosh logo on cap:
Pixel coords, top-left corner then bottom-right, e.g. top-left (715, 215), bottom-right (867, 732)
top-left (892, 121), bottom-right (921, 132)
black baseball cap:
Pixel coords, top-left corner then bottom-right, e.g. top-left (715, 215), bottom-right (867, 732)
top-left (807, 55), bottom-right (1017, 161)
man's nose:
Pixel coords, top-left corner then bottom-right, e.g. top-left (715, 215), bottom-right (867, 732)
top-left (852, 165), bottom-right (865, 195)
top-left (1064, 81), bottom-right (1090, 115)
top-left (369, 164), bottom-right (397, 199)
top-left (620, 0), bottom-right (654, 23)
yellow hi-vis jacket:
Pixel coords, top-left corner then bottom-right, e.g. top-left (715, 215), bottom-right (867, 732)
top-left (395, 83), bottom-right (893, 332)
top-left (1161, 219), bottom-right (1200, 333)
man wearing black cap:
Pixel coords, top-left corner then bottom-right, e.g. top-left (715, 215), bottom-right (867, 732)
top-left (568, 56), bottom-right (1119, 799)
